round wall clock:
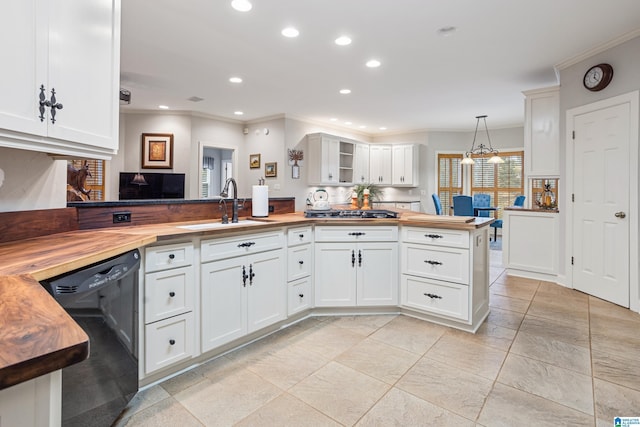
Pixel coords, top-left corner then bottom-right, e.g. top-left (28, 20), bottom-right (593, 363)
top-left (583, 63), bottom-right (614, 92)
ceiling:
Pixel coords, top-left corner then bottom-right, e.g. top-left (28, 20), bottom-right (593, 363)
top-left (120, 0), bottom-right (640, 135)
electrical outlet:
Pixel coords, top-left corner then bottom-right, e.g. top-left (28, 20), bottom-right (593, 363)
top-left (268, 205), bottom-right (275, 213)
top-left (113, 212), bottom-right (131, 223)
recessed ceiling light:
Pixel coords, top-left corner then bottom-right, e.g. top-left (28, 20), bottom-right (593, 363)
top-left (366, 59), bottom-right (381, 68)
top-left (345, 121), bottom-right (352, 125)
top-left (281, 27), bottom-right (299, 38)
top-left (231, 0), bottom-right (252, 12)
top-left (359, 125), bottom-right (367, 129)
top-left (330, 118), bottom-right (338, 122)
top-left (379, 127), bottom-right (387, 130)
top-left (436, 26), bottom-right (457, 37)
top-left (229, 77), bottom-right (243, 83)
top-left (234, 111), bottom-right (244, 115)
top-left (335, 36), bottom-right (352, 46)
top-left (158, 105), bottom-right (169, 109)
top-left (339, 89), bottom-right (351, 95)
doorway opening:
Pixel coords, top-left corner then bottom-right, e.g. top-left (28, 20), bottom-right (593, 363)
top-left (199, 142), bottom-right (236, 199)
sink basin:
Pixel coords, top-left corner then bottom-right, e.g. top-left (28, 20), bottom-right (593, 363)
top-left (176, 219), bottom-right (263, 230)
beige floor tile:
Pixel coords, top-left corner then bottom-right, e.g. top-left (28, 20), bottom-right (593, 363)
top-left (591, 312), bottom-right (640, 349)
top-left (490, 281), bottom-right (539, 301)
top-left (594, 378), bottom-right (640, 425)
top-left (160, 368), bottom-right (207, 396)
top-left (497, 353), bottom-right (594, 415)
top-left (116, 385), bottom-right (171, 425)
top-left (489, 293), bottom-right (531, 314)
top-left (485, 307), bottom-right (525, 330)
top-left (589, 296), bottom-right (640, 323)
top-left (330, 314), bottom-right (397, 336)
top-left (446, 321), bottom-right (517, 352)
top-left (492, 274), bottom-right (539, 287)
top-left (356, 388), bottom-right (475, 427)
top-left (235, 393), bottom-right (341, 427)
top-left (533, 290), bottom-right (590, 310)
top-left (396, 357), bottom-right (493, 420)
top-left (519, 314), bottom-right (590, 348)
top-left (335, 337), bottom-right (420, 384)
top-left (592, 348), bottom-right (640, 392)
top-left (425, 333), bottom-right (507, 380)
top-left (173, 369), bottom-right (282, 426)
top-left (289, 361), bottom-right (390, 426)
top-left (369, 314), bottom-right (446, 355)
top-left (510, 331), bottom-right (592, 374)
top-left (245, 343), bottom-right (329, 390)
top-left (526, 299), bottom-right (589, 325)
top-left (119, 396), bottom-right (203, 427)
top-left (478, 383), bottom-right (594, 427)
top-left (294, 323), bottom-right (365, 359)
top-left (536, 281), bottom-right (589, 303)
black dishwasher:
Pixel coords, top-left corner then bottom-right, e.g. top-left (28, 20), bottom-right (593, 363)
top-left (41, 249), bottom-right (141, 427)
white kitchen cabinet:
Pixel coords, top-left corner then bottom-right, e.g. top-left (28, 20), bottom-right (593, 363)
top-left (400, 226), bottom-right (489, 331)
top-left (392, 144), bottom-right (418, 186)
top-left (523, 86), bottom-right (560, 177)
top-left (369, 145), bottom-right (392, 185)
top-left (353, 143), bottom-right (370, 184)
top-left (307, 133), bottom-right (355, 185)
top-left (201, 231), bottom-right (285, 352)
top-left (145, 312), bottom-right (195, 374)
top-left (287, 226), bottom-right (313, 315)
top-left (0, 0), bottom-right (121, 158)
top-left (0, 370), bottom-right (61, 427)
top-left (395, 202), bottom-right (421, 212)
top-left (314, 226), bottom-right (398, 307)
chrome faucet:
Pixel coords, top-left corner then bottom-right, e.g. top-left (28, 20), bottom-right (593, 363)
top-left (220, 177), bottom-right (239, 223)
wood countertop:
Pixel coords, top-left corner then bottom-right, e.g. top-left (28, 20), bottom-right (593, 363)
top-left (0, 210), bottom-right (492, 390)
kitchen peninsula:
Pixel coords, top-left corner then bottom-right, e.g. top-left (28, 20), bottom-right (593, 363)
top-left (0, 209), bottom-right (492, 426)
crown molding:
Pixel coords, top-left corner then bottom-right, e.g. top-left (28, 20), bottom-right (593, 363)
top-left (555, 29), bottom-right (640, 70)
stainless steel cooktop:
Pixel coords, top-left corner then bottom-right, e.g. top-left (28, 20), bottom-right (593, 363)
top-left (303, 209), bottom-right (399, 219)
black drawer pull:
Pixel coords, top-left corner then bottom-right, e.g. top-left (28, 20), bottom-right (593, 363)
top-left (168, 253), bottom-right (175, 259)
top-left (425, 234), bottom-right (444, 239)
top-left (299, 293), bottom-right (304, 298)
top-left (298, 260), bottom-right (304, 265)
top-left (169, 339), bottom-right (176, 345)
top-left (169, 291), bottom-right (175, 297)
top-left (237, 241), bottom-right (256, 248)
top-left (299, 234), bottom-right (305, 239)
top-left (348, 232), bottom-right (366, 236)
top-left (424, 293), bottom-right (442, 299)
top-left (424, 260), bottom-right (443, 266)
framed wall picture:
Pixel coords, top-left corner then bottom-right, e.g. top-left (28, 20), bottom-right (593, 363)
top-left (265, 162), bottom-right (277, 177)
top-left (249, 153), bottom-right (261, 169)
top-left (141, 133), bottom-right (173, 169)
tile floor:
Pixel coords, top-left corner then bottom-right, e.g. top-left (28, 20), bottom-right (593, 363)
top-left (117, 248), bottom-right (640, 426)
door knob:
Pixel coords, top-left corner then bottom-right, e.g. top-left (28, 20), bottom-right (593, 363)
top-left (615, 211), bottom-right (626, 219)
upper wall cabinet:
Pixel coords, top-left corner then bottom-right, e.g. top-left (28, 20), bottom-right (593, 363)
top-left (353, 143), bottom-right (370, 184)
top-left (307, 133), bottom-right (354, 185)
top-left (369, 144), bottom-right (392, 185)
top-left (0, 0), bottom-right (121, 159)
top-left (392, 144), bottom-right (418, 186)
top-left (523, 86), bottom-right (559, 177)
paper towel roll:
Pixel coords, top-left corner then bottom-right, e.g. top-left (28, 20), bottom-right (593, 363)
top-left (252, 185), bottom-right (269, 217)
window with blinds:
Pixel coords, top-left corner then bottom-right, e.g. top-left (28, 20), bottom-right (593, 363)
top-left (69, 159), bottom-right (105, 201)
top-left (437, 154), bottom-right (463, 215)
top-left (470, 151), bottom-right (524, 219)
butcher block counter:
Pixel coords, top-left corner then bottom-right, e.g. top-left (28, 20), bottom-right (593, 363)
top-left (0, 211), bottom-right (492, 390)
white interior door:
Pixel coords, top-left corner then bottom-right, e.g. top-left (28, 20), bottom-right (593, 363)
top-left (572, 102), bottom-right (630, 307)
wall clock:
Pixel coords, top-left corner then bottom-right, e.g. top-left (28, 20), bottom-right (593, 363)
top-left (583, 63), bottom-right (613, 92)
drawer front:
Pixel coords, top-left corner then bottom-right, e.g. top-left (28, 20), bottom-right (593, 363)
top-left (287, 226), bottom-right (313, 246)
top-left (145, 242), bottom-right (194, 273)
top-left (144, 266), bottom-right (195, 324)
top-left (401, 275), bottom-right (469, 321)
top-left (287, 245), bottom-right (312, 281)
top-left (201, 231), bottom-right (284, 262)
top-left (402, 227), bottom-right (469, 249)
top-left (315, 225), bottom-right (398, 242)
top-left (402, 244), bottom-right (470, 285)
top-left (145, 312), bottom-right (195, 374)
top-left (288, 277), bottom-right (312, 316)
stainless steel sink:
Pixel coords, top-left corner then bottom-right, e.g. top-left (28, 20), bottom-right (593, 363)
top-left (176, 219), bottom-right (263, 230)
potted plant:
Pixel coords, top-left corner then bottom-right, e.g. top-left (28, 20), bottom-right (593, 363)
top-left (350, 183), bottom-right (383, 208)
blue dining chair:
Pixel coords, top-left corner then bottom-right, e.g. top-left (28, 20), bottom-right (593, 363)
top-left (490, 195), bottom-right (526, 242)
top-left (514, 195), bottom-right (526, 207)
top-left (473, 193), bottom-right (492, 218)
top-left (452, 195), bottom-right (474, 216)
top-left (432, 193), bottom-right (443, 215)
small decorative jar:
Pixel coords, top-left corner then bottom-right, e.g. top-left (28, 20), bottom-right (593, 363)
top-left (536, 182), bottom-right (557, 209)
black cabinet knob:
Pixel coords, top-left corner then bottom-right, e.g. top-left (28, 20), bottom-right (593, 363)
top-left (299, 234), bottom-right (304, 239)
top-left (169, 291), bottom-right (175, 297)
top-left (169, 339), bottom-right (176, 345)
top-left (168, 253), bottom-right (175, 260)
top-left (298, 260), bottom-right (304, 265)
top-left (299, 293), bottom-right (304, 298)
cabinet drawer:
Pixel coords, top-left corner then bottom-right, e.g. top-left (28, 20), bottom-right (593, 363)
top-left (402, 227), bottom-right (469, 249)
top-left (287, 245), bottom-right (312, 281)
top-left (402, 244), bottom-right (469, 284)
top-left (144, 266), bottom-right (195, 324)
top-left (288, 226), bottom-right (313, 246)
top-left (401, 275), bottom-right (469, 321)
top-left (315, 226), bottom-right (398, 242)
top-left (201, 231), bottom-right (284, 262)
top-left (288, 277), bottom-right (312, 316)
top-left (145, 242), bottom-right (194, 273)
top-left (145, 312), bottom-right (195, 374)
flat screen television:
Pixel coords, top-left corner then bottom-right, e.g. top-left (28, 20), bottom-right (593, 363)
top-left (119, 172), bottom-right (185, 200)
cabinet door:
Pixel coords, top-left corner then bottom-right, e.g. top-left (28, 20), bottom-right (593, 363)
top-left (322, 137), bottom-right (340, 184)
top-left (354, 143), bottom-right (370, 184)
top-left (524, 87), bottom-right (560, 176)
top-left (145, 312), bottom-right (195, 374)
top-left (370, 145), bottom-right (392, 185)
top-left (144, 266), bottom-right (195, 324)
top-left (392, 145), bottom-right (417, 186)
top-left (288, 277), bottom-right (312, 316)
top-left (287, 244), bottom-right (312, 282)
top-left (357, 242), bottom-right (398, 306)
top-left (201, 257), bottom-right (247, 352)
top-left (314, 243), bottom-right (357, 306)
top-left (247, 249), bottom-right (286, 333)
top-left (401, 275), bottom-right (469, 321)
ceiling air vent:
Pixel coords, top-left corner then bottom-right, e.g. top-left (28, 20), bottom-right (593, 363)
top-left (188, 96), bottom-right (204, 102)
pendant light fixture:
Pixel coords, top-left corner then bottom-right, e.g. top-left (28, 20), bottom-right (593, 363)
top-left (460, 115), bottom-right (504, 165)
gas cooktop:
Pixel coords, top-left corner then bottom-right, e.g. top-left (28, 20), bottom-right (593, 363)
top-left (304, 209), bottom-right (399, 219)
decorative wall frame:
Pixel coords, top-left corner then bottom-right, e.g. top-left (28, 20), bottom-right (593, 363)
top-left (265, 162), bottom-right (277, 177)
top-left (249, 153), bottom-right (261, 169)
top-left (141, 133), bottom-right (173, 169)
